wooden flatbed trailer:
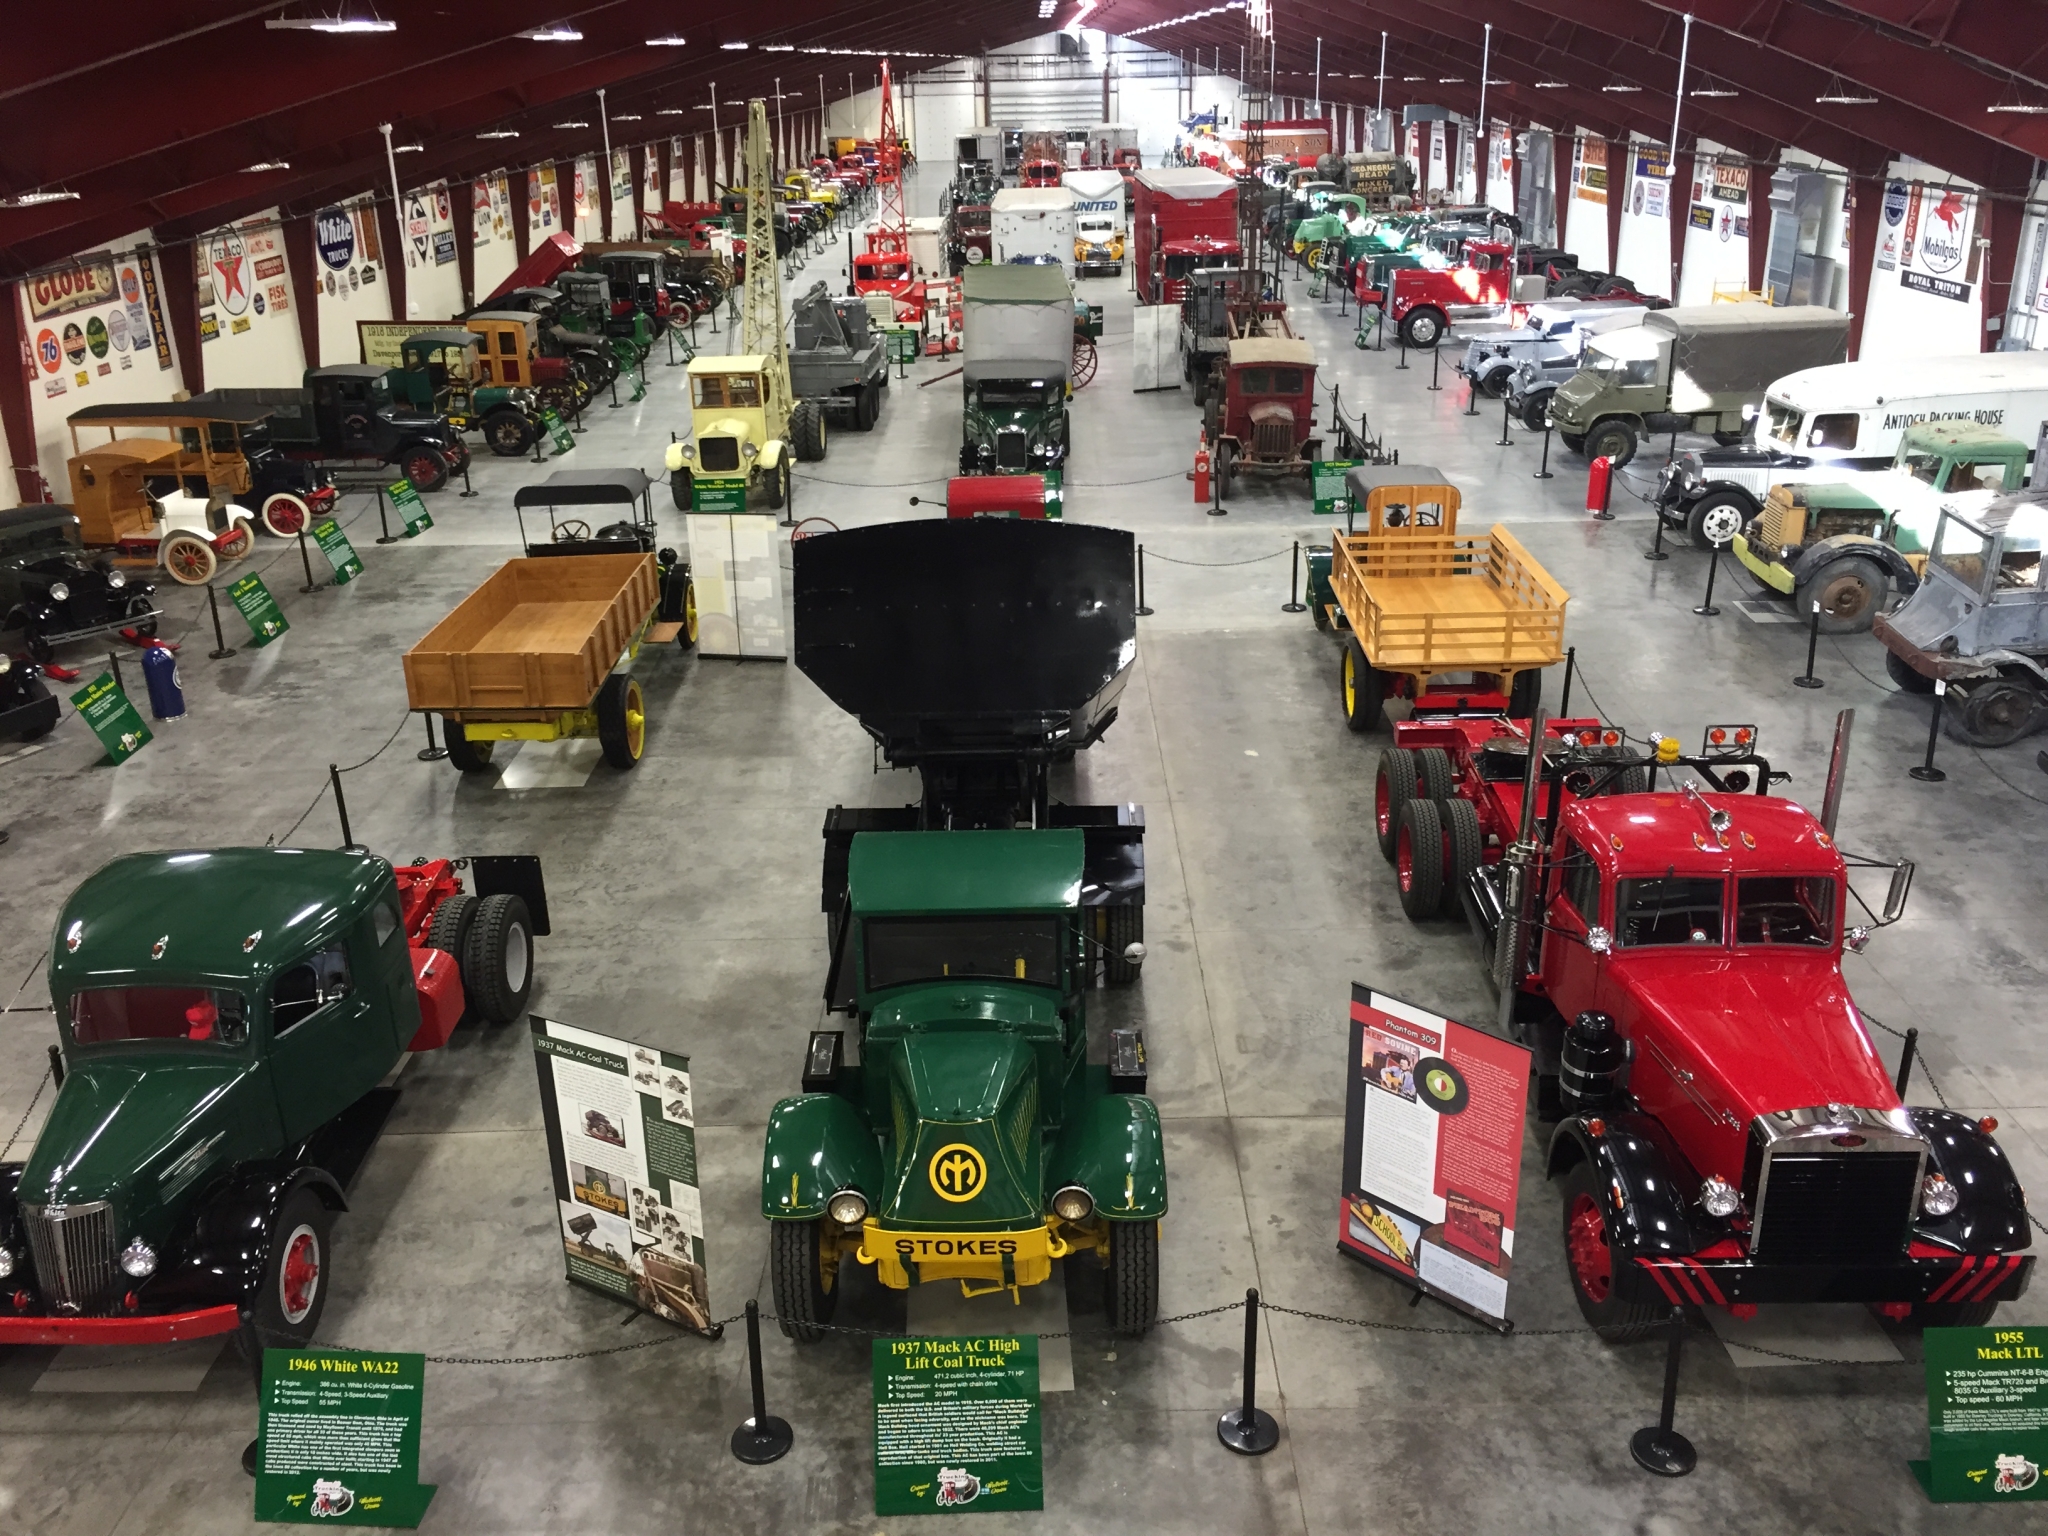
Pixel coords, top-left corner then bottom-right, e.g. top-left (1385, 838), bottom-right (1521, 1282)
top-left (1319, 466), bottom-right (1567, 729)
top-left (402, 551), bottom-right (671, 773)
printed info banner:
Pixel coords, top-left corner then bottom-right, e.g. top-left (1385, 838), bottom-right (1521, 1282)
top-left (1338, 985), bottom-right (1529, 1327)
top-left (531, 1016), bottom-right (714, 1334)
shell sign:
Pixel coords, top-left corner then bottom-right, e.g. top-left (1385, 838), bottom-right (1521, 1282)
top-left (27, 256), bottom-right (118, 321)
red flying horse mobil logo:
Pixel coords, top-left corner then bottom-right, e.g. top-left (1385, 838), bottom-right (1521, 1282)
top-left (1918, 189), bottom-right (1969, 274)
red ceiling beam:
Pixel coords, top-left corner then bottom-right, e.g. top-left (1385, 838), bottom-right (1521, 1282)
top-left (1815, 0), bottom-right (2048, 90)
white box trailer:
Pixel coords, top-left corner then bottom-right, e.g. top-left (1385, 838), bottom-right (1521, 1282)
top-left (961, 262), bottom-right (1075, 378)
top-left (991, 187), bottom-right (1078, 280)
top-left (1063, 170), bottom-right (1126, 277)
top-left (907, 216), bottom-right (947, 280)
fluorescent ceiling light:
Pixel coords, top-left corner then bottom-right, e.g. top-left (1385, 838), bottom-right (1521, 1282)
top-left (1602, 84), bottom-right (1641, 93)
top-left (1437, 77), bottom-right (1465, 84)
top-left (1402, 76), bottom-right (1423, 82)
top-left (477, 129), bottom-right (521, 139)
top-left (764, 44), bottom-right (795, 52)
top-left (1815, 92), bottom-right (1877, 104)
top-left (553, 121), bottom-right (590, 129)
top-left (721, 41), bottom-right (749, 50)
top-left (266, 8), bottom-right (394, 32)
top-left (657, 108), bottom-right (688, 115)
top-left (646, 34), bottom-right (687, 46)
top-left (0, 189), bottom-right (82, 206)
top-left (613, 114), bottom-right (642, 121)
top-left (1691, 88), bottom-right (1737, 98)
top-left (1534, 81), bottom-right (1568, 89)
top-left (520, 24), bottom-right (583, 42)
top-left (244, 161), bottom-right (291, 172)
top-left (1987, 103), bottom-right (2048, 114)
top-left (394, 142), bottom-right (423, 152)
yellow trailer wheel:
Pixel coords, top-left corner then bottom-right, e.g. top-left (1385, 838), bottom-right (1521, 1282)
top-left (597, 675), bottom-right (646, 769)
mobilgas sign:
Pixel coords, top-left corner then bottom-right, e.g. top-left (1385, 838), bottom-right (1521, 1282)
top-left (316, 207), bottom-right (356, 270)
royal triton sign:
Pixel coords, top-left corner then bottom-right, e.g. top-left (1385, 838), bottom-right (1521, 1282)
top-left (27, 257), bottom-right (118, 322)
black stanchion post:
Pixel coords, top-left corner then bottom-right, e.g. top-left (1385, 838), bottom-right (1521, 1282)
top-left (1895, 1026), bottom-right (1920, 1097)
top-left (206, 584), bottom-right (237, 660)
top-left (1282, 541), bottom-right (1306, 612)
top-left (296, 527), bottom-right (321, 594)
top-left (1396, 338), bottom-right (1408, 371)
top-left (1692, 544), bottom-right (1723, 617)
top-left (1497, 396), bottom-right (1514, 447)
top-left (1217, 1288), bottom-right (1280, 1455)
top-left (1645, 508), bottom-right (1670, 562)
top-left (1136, 545), bottom-right (1154, 616)
top-left (417, 715), bottom-right (448, 762)
top-left (1464, 378), bottom-right (1479, 416)
top-left (1909, 681), bottom-right (1948, 782)
top-left (374, 485), bottom-right (397, 545)
top-left (1534, 421), bottom-right (1554, 479)
top-left (1794, 601), bottom-right (1825, 688)
top-left (730, 1300), bottom-right (794, 1465)
top-left (108, 650), bottom-right (124, 695)
top-left (1427, 346), bottom-right (1441, 391)
top-left (459, 462), bottom-right (477, 498)
top-left (530, 425), bottom-right (544, 465)
top-left (1557, 646), bottom-right (1577, 720)
top-left (1630, 1306), bottom-right (1697, 1476)
top-left (609, 370), bottom-right (621, 408)
top-left (329, 763), bottom-right (362, 851)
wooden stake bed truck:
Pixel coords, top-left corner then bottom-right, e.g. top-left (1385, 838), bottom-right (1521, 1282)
top-left (1316, 467), bottom-right (1568, 729)
top-left (0, 847), bottom-right (545, 1355)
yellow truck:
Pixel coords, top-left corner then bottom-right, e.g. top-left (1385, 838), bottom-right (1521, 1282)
top-left (1313, 466), bottom-right (1568, 729)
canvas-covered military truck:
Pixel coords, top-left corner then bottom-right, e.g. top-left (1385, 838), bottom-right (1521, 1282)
top-left (763, 518), bottom-right (1159, 1340)
top-left (787, 280), bottom-right (886, 444)
top-left (0, 846), bottom-right (545, 1356)
top-left (1727, 423), bottom-right (2029, 632)
top-left (960, 263), bottom-right (1074, 475)
top-left (1548, 305), bottom-right (1849, 468)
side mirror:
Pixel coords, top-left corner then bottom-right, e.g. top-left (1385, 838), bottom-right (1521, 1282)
top-left (1845, 926), bottom-right (1872, 954)
top-left (1882, 860), bottom-right (1914, 925)
top-left (1122, 942), bottom-right (1147, 968)
top-left (1586, 926), bottom-right (1613, 956)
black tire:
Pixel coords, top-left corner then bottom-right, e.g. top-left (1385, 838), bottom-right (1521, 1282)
top-left (1105, 1219), bottom-right (1159, 1337)
top-left (1584, 418), bottom-right (1637, 468)
top-left (14, 676), bottom-right (56, 740)
top-left (1794, 556), bottom-right (1888, 634)
top-left (1508, 668), bottom-right (1542, 721)
top-left (1885, 648), bottom-right (1936, 695)
top-left (1911, 1299), bottom-right (2000, 1330)
top-left (240, 1186), bottom-right (334, 1356)
top-left (484, 411), bottom-right (535, 457)
top-left (462, 892), bottom-right (534, 1024)
top-left (770, 1218), bottom-right (838, 1342)
top-left (1415, 745), bottom-right (1455, 802)
top-left (1479, 366), bottom-right (1515, 399)
top-left (1340, 639), bottom-right (1384, 733)
top-left (1614, 764), bottom-right (1652, 796)
top-left (761, 457), bottom-right (788, 511)
top-left (1559, 431), bottom-right (1586, 455)
top-left (1192, 364), bottom-right (1209, 408)
top-left (443, 720), bottom-right (496, 774)
top-left (1558, 1160), bottom-right (1666, 1343)
top-left (670, 468), bottom-right (693, 512)
top-left (1520, 390), bottom-right (1555, 433)
top-left (125, 593), bottom-right (159, 637)
top-left (24, 630), bottom-right (54, 664)
top-left (400, 446), bottom-right (450, 494)
top-left (1100, 903), bottom-right (1144, 986)
top-left (854, 380), bottom-right (879, 431)
top-left (1394, 798), bottom-right (1445, 921)
top-left (425, 892), bottom-right (477, 961)
top-left (1399, 308), bottom-right (1444, 349)
top-left (1216, 440), bottom-right (1235, 499)
top-left (1440, 796), bottom-right (1483, 920)
top-left (596, 674), bottom-right (646, 769)
top-left (1951, 679), bottom-right (2039, 748)
top-left (792, 400), bottom-right (827, 461)
top-left (1374, 748), bottom-right (1419, 861)
top-left (1682, 492), bottom-right (1750, 550)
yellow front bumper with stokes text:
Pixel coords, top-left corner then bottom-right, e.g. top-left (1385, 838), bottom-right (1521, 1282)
top-left (858, 1220), bottom-right (1070, 1292)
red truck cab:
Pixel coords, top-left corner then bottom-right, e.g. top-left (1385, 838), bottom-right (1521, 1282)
top-left (1020, 158), bottom-right (1064, 188)
top-left (1386, 238), bottom-right (1514, 350)
top-left (1130, 167), bottom-right (1239, 305)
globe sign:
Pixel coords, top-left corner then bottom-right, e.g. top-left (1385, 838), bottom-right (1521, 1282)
top-left (315, 207), bottom-right (356, 270)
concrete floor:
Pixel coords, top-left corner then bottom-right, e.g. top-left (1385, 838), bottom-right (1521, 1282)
top-left (3, 172), bottom-right (2046, 1536)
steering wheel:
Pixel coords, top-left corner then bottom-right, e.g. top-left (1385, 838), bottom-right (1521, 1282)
top-left (789, 516), bottom-right (840, 542)
top-left (552, 519), bottom-right (592, 542)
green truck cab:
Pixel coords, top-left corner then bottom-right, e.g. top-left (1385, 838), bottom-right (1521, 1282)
top-left (384, 329), bottom-right (544, 457)
top-left (1732, 422), bottom-right (2029, 632)
top-left (763, 518), bottom-right (1160, 1339)
top-left (1, 847), bottom-right (544, 1356)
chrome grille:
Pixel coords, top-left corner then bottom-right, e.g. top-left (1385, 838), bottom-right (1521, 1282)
top-left (1756, 489), bottom-right (1808, 552)
top-left (699, 436), bottom-right (740, 473)
top-left (1745, 1105), bottom-right (1925, 1266)
top-left (21, 1201), bottom-right (118, 1312)
top-left (994, 431), bottom-right (1028, 470)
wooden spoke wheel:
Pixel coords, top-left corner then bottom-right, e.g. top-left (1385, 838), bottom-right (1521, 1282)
top-left (1071, 333), bottom-right (1098, 390)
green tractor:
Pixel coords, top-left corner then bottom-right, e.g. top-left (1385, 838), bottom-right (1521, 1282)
top-left (762, 519), bottom-right (1161, 1340)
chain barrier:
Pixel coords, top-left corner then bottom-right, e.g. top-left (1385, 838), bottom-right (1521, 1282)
top-left (1859, 1012), bottom-right (1951, 1110)
top-left (1142, 548), bottom-right (1292, 569)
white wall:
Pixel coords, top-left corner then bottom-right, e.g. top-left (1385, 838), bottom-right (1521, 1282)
top-left (1674, 148), bottom-right (1753, 306)
top-left (1613, 138), bottom-right (1678, 300)
top-left (314, 196), bottom-right (393, 367)
top-left (1857, 157), bottom-right (1987, 363)
top-left (198, 212), bottom-right (306, 387)
top-left (2004, 173), bottom-right (2048, 351)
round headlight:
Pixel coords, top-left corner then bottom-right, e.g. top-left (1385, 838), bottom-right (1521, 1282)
top-left (1051, 1185), bottom-right (1094, 1223)
top-left (106, 568), bottom-right (127, 589)
top-left (119, 1239), bottom-right (158, 1279)
top-left (1699, 1176), bottom-right (1742, 1219)
top-left (742, 442), bottom-right (759, 458)
top-left (826, 1189), bottom-right (868, 1226)
top-left (0, 654), bottom-right (11, 677)
top-left (0, 1247), bottom-right (14, 1279)
top-left (1920, 1173), bottom-right (1960, 1218)
top-left (47, 580), bottom-right (70, 603)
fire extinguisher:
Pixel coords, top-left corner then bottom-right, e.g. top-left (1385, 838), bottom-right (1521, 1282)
top-left (1193, 433), bottom-right (1212, 505)
top-left (1585, 455), bottom-right (1614, 519)
top-left (140, 641), bottom-right (186, 722)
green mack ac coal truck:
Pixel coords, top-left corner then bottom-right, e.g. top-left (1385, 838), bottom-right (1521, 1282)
top-left (761, 518), bottom-right (1161, 1339)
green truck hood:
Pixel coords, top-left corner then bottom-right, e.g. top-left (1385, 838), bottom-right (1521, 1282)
top-left (17, 1054), bottom-right (278, 1239)
top-left (878, 1028), bottom-right (1046, 1230)
top-left (1548, 369), bottom-right (1608, 426)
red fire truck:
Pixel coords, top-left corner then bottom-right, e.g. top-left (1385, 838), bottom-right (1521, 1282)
top-left (1130, 167), bottom-right (1241, 305)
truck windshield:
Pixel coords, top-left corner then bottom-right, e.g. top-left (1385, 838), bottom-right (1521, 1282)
top-left (977, 381), bottom-right (1053, 407)
top-left (1765, 400), bottom-right (1803, 447)
top-left (864, 916), bottom-right (1063, 990)
top-left (1735, 876), bottom-right (1835, 946)
top-left (70, 986), bottom-right (250, 1045)
top-left (1615, 876), bottom-right (1724, 947)
top-left (1931, 515), bottom-right (1992, 591)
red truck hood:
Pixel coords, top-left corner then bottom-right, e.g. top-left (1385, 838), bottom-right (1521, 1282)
top-left (1618, 952), bottom-right (1902, 1123)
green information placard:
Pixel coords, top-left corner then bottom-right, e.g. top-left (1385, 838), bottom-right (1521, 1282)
top-left (541, 408), bottom-right (575, 455)
top-left (1040, 469), bottom-right (1063, 521)
top-left (692, 475), bottom-right (749, 513)
top-left (255, 1349), bottom-right (437, 1527)
top-left (872, 1335), bottom-right (1042, 1516)
top-left (1312, 459), bottom-right (1363, 516)
top-left (68, 673), bottom-right (151, 763)
top-left (312, 519), bottom-right (364, 584)
top-left (229, 573), bottom-right (290, 645)
top-left (386, 481), bottom-right (433, 538)
top-left (627, 366), bottom-right (647, 403)
top-left (1913, 1325), bottom-right (2048, 1502)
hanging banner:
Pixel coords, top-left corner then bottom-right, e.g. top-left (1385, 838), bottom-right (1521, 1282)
top-left (530, 1017), bottom-right (715, 1334)
top-left (69, 672), bottom-right (151, 763)
top-left (135, 252), bottom-right (174, 371)
top-left (873, 1337), bottom-right (1043, 1515)
top-left (1338, 985), bottom-right (1530, 1328)
top-left (254, 1349), bottom-right (436, 1526)
top-left (1911, 1325), bottom-right (2048, 1502)
top-left (1576, 138), bottom-right (1607, 205)
top-left (1878, 180), bottom-right (1910, 273)
top-left (1710, 163), bottom-right (1749, 203)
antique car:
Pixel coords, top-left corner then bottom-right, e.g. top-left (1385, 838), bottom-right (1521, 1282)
top-left (194, 367), bottom-right (470, 495)
top-left (464, 309), bottom-right (609, 414)
top-left (765, 519), bottom-right (1158, 1340)
top-left (66, 400), bottom-right (339, 538)
top-left (1, 504), bottom-right (159, 659)
top-left (1874, 489), bottom-right (2048, 747)
top-left (1203, 337), bottom-right (1323, 494)
top-left (1442, 728), bottom-right (2033, 1336)
top-left (0, 652), bottom-right (60, 742)
top-left (664, 354), bottom-right (794, 512)
top-left (383, 330), bottom-right (543, 456)
top-left (65, 440), bottom-right (257, 585)
top-left (0, 846), bottom-right (546, 1355)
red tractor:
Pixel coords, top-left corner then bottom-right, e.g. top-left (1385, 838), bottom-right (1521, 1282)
top-left (1390, 718), bottom-right (2032, 1337)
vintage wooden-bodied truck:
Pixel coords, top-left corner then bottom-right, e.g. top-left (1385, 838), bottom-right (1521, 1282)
top-left (763, 519), bottom-right (1159, 1340)
top-left (0, 846), bottom-right (545, 1355)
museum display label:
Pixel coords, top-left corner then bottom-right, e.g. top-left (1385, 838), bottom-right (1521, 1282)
top-left (254, 1349), bottom-right (436, 1527)
top-left (387, 481), bottom-right (433, 538)
top-left (313, 519), bottom-right (364, 584)
top-left (1913, 1326), bottom-right (2048, 1502)
top-left (542, 408), bottom-right (575, 455)
top-left (230, 572), bottom-right (290, 645)
top-left (69, 672), bottom-right (152, 762)
top-left (873, 1335), bottom-right (1043, 1516)
top-left (1312, 459), bottom-right (1363, 516)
